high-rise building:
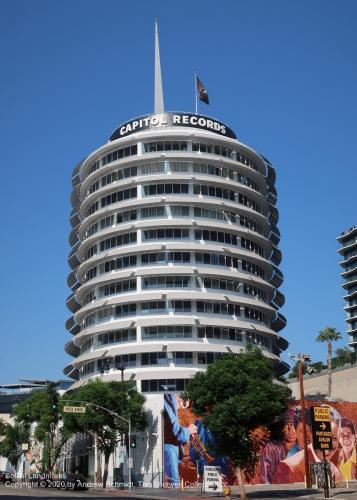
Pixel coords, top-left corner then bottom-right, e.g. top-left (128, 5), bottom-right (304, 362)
top-left (337, 225), bottom-right (357, 352)
top-left (63, 23), bottom-right (288, 483)
top-left (64, 111), bottom-right (288, 388)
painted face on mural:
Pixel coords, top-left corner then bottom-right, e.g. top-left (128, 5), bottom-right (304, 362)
top-left (283, 421), bottom-right (296, 444)
top-left (339, 427), bottom-right (356, 455)
top-left (295, 421), bottom-right (311, 449)
top-left (176, 396), bottom-right (190, 410)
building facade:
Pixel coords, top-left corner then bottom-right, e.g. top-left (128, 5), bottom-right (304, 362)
top-left (338, 225), bottom-right (357, 351)
top-left (64, 112), bottom-right (288, 389)
top-left (64, 112), bottom-right (288, 483)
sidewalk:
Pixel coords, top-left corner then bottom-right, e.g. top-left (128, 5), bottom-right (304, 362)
top-left (91, 481), bottom-right (357, 499)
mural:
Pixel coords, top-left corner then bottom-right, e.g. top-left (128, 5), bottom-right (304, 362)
top-left (163, 396), bottom-right (357, 486)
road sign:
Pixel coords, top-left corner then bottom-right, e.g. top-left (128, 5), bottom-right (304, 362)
top-left (311, 406), bottom-right (332, 450)
top-left (117, 445), bottom-right (127, 464)
top-left (63, 405), bottom-right (86, 414)
top-left (203, 466), bottom-right (223, 494)
top-left (128, 457), bottom-right (133, 469)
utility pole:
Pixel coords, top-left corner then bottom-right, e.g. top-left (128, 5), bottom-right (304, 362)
top-left (116, 365), bottom-right (126, 487)
top-left (290, 352), bottom-right (312, 489)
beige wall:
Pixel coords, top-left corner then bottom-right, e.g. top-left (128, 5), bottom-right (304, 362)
top-left (288, 364), bottom-right (357, 402)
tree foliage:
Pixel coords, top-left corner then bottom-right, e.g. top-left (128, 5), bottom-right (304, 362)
top-left (183, 349), bottom-right (291, 472)
top-left (14, 383), bottom-right (70, 471)
top-left (0, 419), bottom-right (30, 469)
top-left (63, 379), bottom-right (147, 487)
top-left (316, 326), bottom-right (343, 398)
top-left (333, 347), bottom-right (355, 368)
top-left (316, 326), bottom-right (342, 345)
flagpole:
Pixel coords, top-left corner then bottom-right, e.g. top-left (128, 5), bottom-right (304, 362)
top-left (195, 72), bottom-right (198, 115)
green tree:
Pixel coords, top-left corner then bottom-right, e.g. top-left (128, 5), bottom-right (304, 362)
top-left (14, 383), bottom-right (70, 472)
top-left (333, 347), bottom-right (354, 368)
top-left (183, 349), bottom-right (291, 500)
top-left (63, 379), bottom-right (147, 488)
top-left (316, 326), bottom-right (342, 399)
top-left (288, 361), bottom-right (308, 379)
top-left (0, 420), bottom-right (30, 471)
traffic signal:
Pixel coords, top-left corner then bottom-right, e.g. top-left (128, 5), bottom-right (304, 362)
top-left (130, 436), bottom-right (137, 448)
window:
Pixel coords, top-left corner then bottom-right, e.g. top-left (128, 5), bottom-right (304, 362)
top-left (143, 141), bottom-right (187, 152)
top-left (115, 303), bottom-right (137, 317)
top-left (88, 145), bottom-right (137, 174)
top-left (141, 379), bottom-right (188, 393)
top-left (101, 187), bottom-right (137, 209)
top-left (169, 300), bottom-right (191, 312)
top-left (141, 252), bottom-right (190, 264)
top-left (242, 259), bottom-right (265, 279)
top-left (143, 228), bottom-right (189, 240)
top-left (199, 276), bottom-right (239, 292)
top-left (102, 145), bottom-right (138, 166)
top-left (193, 162), bottom-right (234, 180)
top-left (142, 352), bottom-right (167, 366)
top-left (193, 184), bottom-right (235, 201)
top-left (244, 307), bottom-right (267, 324)
top-left (196, 301), bottom-right (240, 316)
top-left (100, 166), bottom-right (137, 188)
top-left (100, 215), bottom-right (114, 230)
top-left (171, 162), bottom-right (189, 172)
top-left (143, 276), bottom-right (190, 288)
top-left (194, 229), bottom-right (237, 246)
top-left (195, 252), bottom-right (239, 270)
top-left (198, 326), bottom-right (243, 342)
top-left (143, 184), bottom-right (189, 196)
top-left (141, 301), bottom-right (166, 313)
top-left (99, 255), bottom-right (137, 274)
top-left (99, 279), bottom-right (136, 298)
top-left (97, 328), bottom-right (136, 346)
top-left (171, 205), bottom-right (190, 216)
top-left (243, 283), bottom-right (266, 301)
top-left (241, 237), bottom-right (264, 257)
top-left (141, 206), bottom-right (165, 218)
top-left (99, 231), bottom-right (137, 251)
top-left (142, 325), bottom-right (192, 340)
top-left (198, 352), bottom-right (223, 365)
top-left (141, 162), bottom-right (165, 175)
top-left (117, 210), bottom-right (137, 224)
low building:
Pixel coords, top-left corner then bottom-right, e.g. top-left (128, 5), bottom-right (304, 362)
top-left (288, 363), bottom-right (357, 402)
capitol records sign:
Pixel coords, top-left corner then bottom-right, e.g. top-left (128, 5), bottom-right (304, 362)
top-left (109, 112), bottom-right (237, 141)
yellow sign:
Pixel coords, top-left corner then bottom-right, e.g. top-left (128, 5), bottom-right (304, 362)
top-left (313, 407), bottom-right (330, 422)
top-left (63, 406), bottom-right (86, 414)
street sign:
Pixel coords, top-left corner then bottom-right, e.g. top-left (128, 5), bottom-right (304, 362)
top-left (128, 457), bottom-right (133, 469)
top-left (63, 406), bottom-right (86, 414)
top-left (117, 445), bottom-right (127, 464)
top-left (311, 406), bottom-right (332, 450)
top-left (203, 466), bottom-right (223, 494)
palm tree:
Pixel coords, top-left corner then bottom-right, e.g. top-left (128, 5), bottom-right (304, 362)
top-left (316, 326), bottom-right (342, 399)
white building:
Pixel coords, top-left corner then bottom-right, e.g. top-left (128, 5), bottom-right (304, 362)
top-left (63, 111), bottom-right (288, 483)
top-left (337, 225), bottom-right (357, 352)
top-left (63, 22), bottom-right (288, 485)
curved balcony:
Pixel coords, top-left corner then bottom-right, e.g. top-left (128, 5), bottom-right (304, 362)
top-left (65, 121), bottom-right (287, 384)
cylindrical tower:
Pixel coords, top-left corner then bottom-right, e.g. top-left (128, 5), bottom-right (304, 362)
top-left (64, 112), bottom-right (289, 390)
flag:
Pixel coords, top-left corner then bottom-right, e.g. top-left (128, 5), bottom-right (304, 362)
top-left (196, 76), bottom-right (209, 105)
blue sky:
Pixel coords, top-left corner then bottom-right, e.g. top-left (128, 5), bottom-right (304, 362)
top-left (1, 0), bottom-right (356, 383)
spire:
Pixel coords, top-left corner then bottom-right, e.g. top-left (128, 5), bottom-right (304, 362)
top-left (154, 19), bottom-right (165, 114)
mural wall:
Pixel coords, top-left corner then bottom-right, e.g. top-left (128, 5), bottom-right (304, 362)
top-left (163, 396), bottom-right (357, 485)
